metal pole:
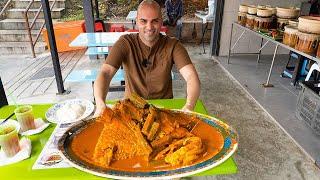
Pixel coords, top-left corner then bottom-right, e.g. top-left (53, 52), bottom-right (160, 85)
top-left (201, 23), bottom-right (208, 54)
top-left (210, 0), bottom-right (224, 56)
top-left (83, 0), bottom-right (97, 59)
top-left (262, 44), bottom-right (279, 88)
top-left (83, 0), bottom-right (95, 33)
top-left (257, 37), bottom-right (263, 63)
top-left (24, 12), bottom-right (36, 58)
top-left (230, 29), bottom-right (245, 51)
top-left (41, 0), bottom-right (65, 94)
top-left (94, 0), bottom-right (99, 19)
top-left (0, 77), bottom-right (8, 107)
top-left (200, 21), bottom-right (204, 54)
top-left (227, 23), bottom-right (234, 64)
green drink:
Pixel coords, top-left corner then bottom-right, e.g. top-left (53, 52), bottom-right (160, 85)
top-left (0, 124), bottom-right (20, 157)
top-left (14, 105), bottom-right (36, 132)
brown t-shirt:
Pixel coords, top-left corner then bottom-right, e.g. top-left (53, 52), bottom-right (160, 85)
top-left (105, 33), bottom-right (192, 99)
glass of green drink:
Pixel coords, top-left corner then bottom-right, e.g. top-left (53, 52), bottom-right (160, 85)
top-left (14, 105), bottom-right (36, 132)
top-left (0, 123), bottom-right (20, 157)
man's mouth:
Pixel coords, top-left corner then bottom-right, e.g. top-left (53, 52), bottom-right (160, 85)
top-left (145, 30), bottom-right (155, 35)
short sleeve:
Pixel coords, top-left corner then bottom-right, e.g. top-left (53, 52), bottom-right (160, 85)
top-left (104, 36), bottom-right (128, 69)
top-left (172, 42), bottom-right (192, 70)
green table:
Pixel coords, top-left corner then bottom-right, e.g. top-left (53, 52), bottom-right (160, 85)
top-left (0, 99), bottom-right (237, 179)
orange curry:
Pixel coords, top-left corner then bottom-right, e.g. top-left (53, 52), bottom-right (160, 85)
top-left (70, 95), bottom-right (224, 171)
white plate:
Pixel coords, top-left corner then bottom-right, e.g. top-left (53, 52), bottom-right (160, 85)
top-left (45, 99), bottom-right (94, 124)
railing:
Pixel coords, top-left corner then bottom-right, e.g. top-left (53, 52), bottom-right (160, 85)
top-left (24, 0), bottom-right (56, 58)
top-left (0, 0), bottom-right (13, 19)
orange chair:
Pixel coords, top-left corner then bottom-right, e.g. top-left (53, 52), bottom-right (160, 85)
top-left (42, 20), bottom-right (85, 52)
top-left (81, 20), bottom-right (106, 32)
top-left (126, 29), bottom-right (139, 32)
top-left (110, 24), bottom-right (125, 32)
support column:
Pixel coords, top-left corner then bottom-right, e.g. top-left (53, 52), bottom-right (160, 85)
top-left (83, 0), bottom-right (95, 32)
top-left (0, 77), bottom-right (8, 107)
top-left (210, 0), bottom-right (225, 56)
top-left (41, 0), bottom-right (66, 94)
top-left (83, 0), bottom-right (97, 59)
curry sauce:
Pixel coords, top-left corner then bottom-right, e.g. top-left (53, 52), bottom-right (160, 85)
top-left (70, 118), bottom-right (224, 171)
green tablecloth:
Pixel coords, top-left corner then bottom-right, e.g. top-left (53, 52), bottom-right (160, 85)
top-left (0, 99), bottom-right (237, 179)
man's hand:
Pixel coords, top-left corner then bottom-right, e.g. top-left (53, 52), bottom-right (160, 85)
top-left (179, 64), bottom-right (200, 113)
top-left (93, 64), bottom-right (118, 117)
top-left (182, 102), bottom-right (194, 112)
top-left (94, 101), bottom-right (106, 117)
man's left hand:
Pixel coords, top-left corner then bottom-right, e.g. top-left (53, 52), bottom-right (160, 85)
top-left (182, 103), bottom-right (194, 112)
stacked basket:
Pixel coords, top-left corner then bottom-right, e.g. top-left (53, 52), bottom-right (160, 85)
top-left (275, 7), bottom-right (300, 30)
top-left (295, 16), bottom-right (320, 55)
top-left (238, 4), bottom-right (248, 26)
top-left (254, 6), bottom-right (276, 32)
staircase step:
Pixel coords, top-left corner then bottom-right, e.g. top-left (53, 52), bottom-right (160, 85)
top-left (7, 8), bottom-right (65, 19)
top-left (0, 30), bottom-right (44, 42)
top-left (0, 19), bottom-right (58, 30)
top-left (0, 42), bottom-right (47, 54)
top-left (14, 0), bottom-right (66, 9)
top-left (0, 19), bottom-right (45, 30)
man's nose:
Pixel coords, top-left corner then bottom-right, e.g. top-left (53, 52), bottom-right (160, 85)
top-left (146, 22), bottom-right (153, 30)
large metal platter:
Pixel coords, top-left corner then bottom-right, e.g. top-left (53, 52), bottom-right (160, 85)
top-left (58, 110), bottom-right (238, 179)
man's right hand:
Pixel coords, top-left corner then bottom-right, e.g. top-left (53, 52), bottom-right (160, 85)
top-left (94, 102), bottom-right (106, 117)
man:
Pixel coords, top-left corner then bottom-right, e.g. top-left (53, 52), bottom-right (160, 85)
top-left (163, 0), bottom-right (183, 39)
top-left (93, 0), bottom-right (200, 116)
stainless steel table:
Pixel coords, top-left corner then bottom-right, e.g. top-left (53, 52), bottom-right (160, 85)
top-left (195, 13), bottom-right (214, 54)
top-left (228, 22), bottom-right (320, 87)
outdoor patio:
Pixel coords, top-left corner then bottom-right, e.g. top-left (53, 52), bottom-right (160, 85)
top-left (1, 43), bottom-right (319, 179)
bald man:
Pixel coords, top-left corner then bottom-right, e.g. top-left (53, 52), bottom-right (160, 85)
top-left (94, 0), bottom-right (200, 116)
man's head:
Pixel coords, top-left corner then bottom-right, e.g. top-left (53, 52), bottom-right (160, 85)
top-left (136, 0), bottom-right (162, 46)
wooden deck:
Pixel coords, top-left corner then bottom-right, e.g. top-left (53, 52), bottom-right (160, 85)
top-left (2, 49), bottom-right (87, 101)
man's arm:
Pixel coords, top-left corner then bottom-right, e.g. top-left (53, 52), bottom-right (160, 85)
top-left (93, 64), bottom-right (118, 116)
top-left (179, 64), bottom-right (200, 111)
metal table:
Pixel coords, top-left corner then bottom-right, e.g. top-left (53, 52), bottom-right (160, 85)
top-left (69, 32), bottom-right (136, 48)
top-left (68, 32), bottom-right (137, 91)
top-left (126, 10), bottom-right (137, 29)
top-left (228, 22), bottom-right (320, 87)
top-left (195, 13), bottom-right (214, 54)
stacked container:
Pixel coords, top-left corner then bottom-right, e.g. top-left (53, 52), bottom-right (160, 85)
top-left (275, 7), bottom-right (300, 31)
top-left (295, 16), bottom-right (320, 55)
top-left (238, 4), bottom-right (248, 26)
top-left (254, 7), bottom-right (273, 31)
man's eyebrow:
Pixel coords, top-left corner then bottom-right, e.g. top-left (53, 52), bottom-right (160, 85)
top-left (138, 17), bottom-right (160, 21)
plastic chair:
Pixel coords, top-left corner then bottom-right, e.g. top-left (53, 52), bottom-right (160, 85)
top-left (305, 63), bottom-right (320, 81)
top-left (110, 24), bottom-right (125, 32)
top-left (160, 26), bottom-right (168, 33)
top-left (126, 29), bottom-right (139, 32)
top-left (81, 20), bottom-right (106, 32)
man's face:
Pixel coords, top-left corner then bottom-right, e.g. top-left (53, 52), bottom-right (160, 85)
top-left (136, 5), bottom-right (162, 44)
